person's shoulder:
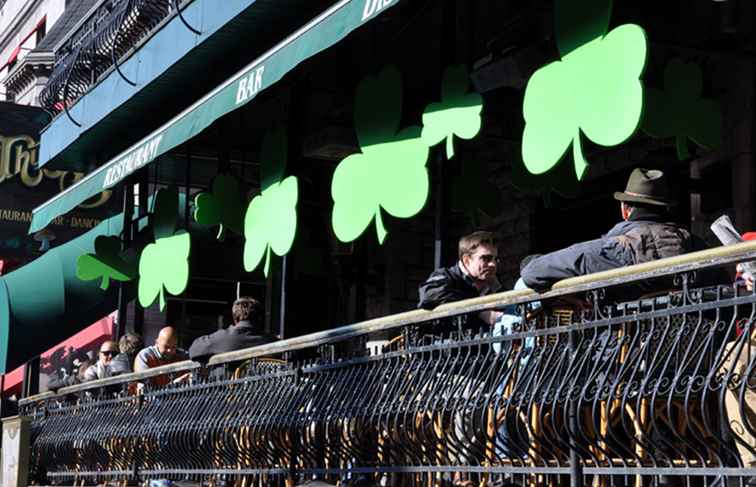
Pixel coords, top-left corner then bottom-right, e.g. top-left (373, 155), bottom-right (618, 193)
top-left (136, 345), bottom-right (157, 359)
top-left (425, 265), bottom-right (460, 283)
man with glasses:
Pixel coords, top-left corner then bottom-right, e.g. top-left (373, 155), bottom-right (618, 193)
top-left (418, 230), bottom-right (502, 327)
top-left (83, 340), bottom-right (120, 381)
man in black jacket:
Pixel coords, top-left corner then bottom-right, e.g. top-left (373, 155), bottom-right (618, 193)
top-left (189, 297), bottom-right (275, 362)
top-left (418, 230), bottom-right (502, 327)
top-left (521, 168), bottom-right (692, 292)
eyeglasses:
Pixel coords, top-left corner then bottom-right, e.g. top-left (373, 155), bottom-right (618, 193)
top-left (472, 253), bottom-right (499, 264)
top-left (100, 350), bottom-right (117, 357)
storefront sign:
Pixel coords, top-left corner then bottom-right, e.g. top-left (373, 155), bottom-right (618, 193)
top-left (0, 135), bottom-right (111, 208)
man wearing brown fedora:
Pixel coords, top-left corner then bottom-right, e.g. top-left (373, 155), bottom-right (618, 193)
top-left (521, 168), bottom-right (692, 291)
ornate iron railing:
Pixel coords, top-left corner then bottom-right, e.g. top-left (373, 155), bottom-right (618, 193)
top-left (19, 241), bottom-right (756, 486)
top-left (39, 0), bottom-right (195, 124)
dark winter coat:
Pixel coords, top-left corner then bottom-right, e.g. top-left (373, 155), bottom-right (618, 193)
top-left (521, 209), bottom-right (692, 292)
top-left (188, 320), bottom-right (275, 362)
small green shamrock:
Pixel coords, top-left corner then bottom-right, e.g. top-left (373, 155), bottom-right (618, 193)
top-left (421, 65), bottom-right (483, 159)
top-left (642, 58), bottom-right (722, 160)
top-left (76, 235), bottom-right (136, 290)
top-left (331, 65), bottom-right (430, 244)
top-left (193, 173), bottom-right (246, 240)
top-left (243, 127), bottom-right (298, 277)
top-left (138, 187), bottom-right (191, 311)
top-left (522, 0), bottom-right (647, 180)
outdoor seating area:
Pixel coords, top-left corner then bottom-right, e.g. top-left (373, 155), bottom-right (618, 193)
top-left (18, 242), bottom-right (756, 487)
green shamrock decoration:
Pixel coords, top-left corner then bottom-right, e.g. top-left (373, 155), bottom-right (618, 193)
top-left (138, 187), bottom-right (191, 311)
top-left (522, 0), bottom-right (647, 180)
top-left (421, 65), bottom-right (483, 159)
top-left (193, 173), bottom-right (246, 240)
top-left (642, 58), bottom-right (722, 160)
top-left (331, 65), bottom-right (430, 244)
top-left (243, 127), bottom-right (298, 277)
top-left (76, 235), bottom-right (137, 290)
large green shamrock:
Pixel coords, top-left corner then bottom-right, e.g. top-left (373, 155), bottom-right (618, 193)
top-left (76, 235), bottom-right (137, 290)
top-left (138, 187), bottom-right (191, 311)
top-left (522, 0), bottom-right (647, 180)
top-left (421, 65), bottom-right (483, 159)
top-left (331, 65), bottom-right (430, 244)
top-left (642, 58), bottom-right (722, 160)
top-left (193, 173), bottom-right (246, 240)
top-left (243, 127), bottom-right (298, 277)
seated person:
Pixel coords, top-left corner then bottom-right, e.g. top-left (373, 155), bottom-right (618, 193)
top-left (522, 168), bottom-right (692, 292)
top-left (47, 351), bottom-right (92, 391)
top-left (83, 340), bottom-right (119, 381)
top-left (134, 326), bottom-right (188, 386)
top-left (110, 332), bottom-right (144, 375)
top-left (189, 297), bottom-right (276, 362)
top-left (418, 231), bottom-right (503, 329)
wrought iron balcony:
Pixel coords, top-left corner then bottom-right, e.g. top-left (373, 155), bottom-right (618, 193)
top-left (39, 0), bottom-right (194, 120)
top-left (19, 242), bottom-right (756, 486)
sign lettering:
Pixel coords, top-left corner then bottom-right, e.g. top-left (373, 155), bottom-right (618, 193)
top-left (0, 136), bottom-right (111, 209)
top-left (103, 135), bottom-right (163, 188)
top-left (362, 0), bottom-right (393, 21)
top-left (235, 66), bottom-right (265, 105)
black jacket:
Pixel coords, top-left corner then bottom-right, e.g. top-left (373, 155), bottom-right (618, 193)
top-left (418, 264), bottom-right (481, 310)
top-left (188, 320), bottom-right (275, 362)
top-left (522, 209), bottom-right (692, 292)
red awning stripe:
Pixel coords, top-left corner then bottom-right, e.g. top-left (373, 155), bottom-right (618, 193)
top-left (4, 15), bottom-right (46, 68)
top-left (2, 312), bottom-right (114, 393)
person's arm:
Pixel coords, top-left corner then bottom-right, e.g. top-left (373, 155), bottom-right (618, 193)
top-left (418, 270), bottom-right (459, 309)
top-left (522, 238), bottom-right (631, 292)
top-left (133, 349), bottom-right (150, 373)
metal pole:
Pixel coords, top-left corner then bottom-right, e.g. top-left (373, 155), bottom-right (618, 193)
top-left (182, 152), bottom-right (191, 331)
top-left (279, 255), bottom-right (287, 339)
top-left (433, 0), bottom-right (455, 270)
top-left (116, 181), bottom-right (134, 340)
top-left (433, 151), bottom-right (448, 270)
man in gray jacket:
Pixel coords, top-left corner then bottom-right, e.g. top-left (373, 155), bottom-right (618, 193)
top-left (189, 297), bottom-right (275, 362)
top-left (521, 168), bottom-right (692, 292)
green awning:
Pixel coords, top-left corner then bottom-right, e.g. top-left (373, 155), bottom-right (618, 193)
top-left (0, 212), bottom-right (124, 373)
top-left (30, 0), bottom-right (400, 234)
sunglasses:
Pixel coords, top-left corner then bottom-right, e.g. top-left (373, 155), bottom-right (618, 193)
top-left (100, 350), bottom-right (117, 357)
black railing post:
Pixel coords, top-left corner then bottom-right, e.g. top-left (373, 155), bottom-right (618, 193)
top-left (21, 357), bottom-right (40, 398)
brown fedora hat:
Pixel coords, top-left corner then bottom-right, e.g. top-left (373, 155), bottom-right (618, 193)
top-left (613, 168), bottom-right (677, 206)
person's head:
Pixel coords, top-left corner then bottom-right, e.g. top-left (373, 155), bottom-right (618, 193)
top-left (98, 340), bottom-right (119, 365)
top-left (155, 327), bottom-right (179, 359)
top-left (119, 333), bottom-right (143, 356)
top-left (458, 231), bottom-right (499, 283)
top-left (232, 297), bottom-right (263, 325)
top-left (614, 168), bottom-right (676, 221)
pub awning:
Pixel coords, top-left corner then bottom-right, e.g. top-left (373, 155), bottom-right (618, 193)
top-left (30, 0), bottom-right (400, 233)
top-left (0, 212), bottom-right (124, 374)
